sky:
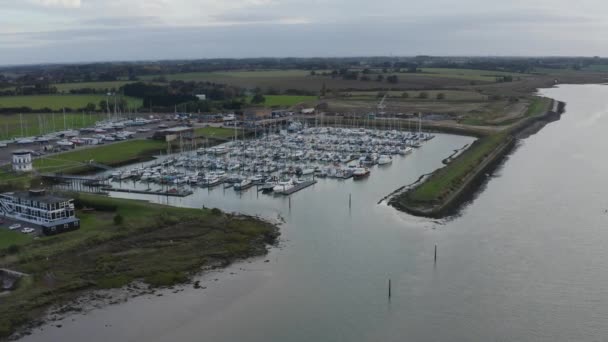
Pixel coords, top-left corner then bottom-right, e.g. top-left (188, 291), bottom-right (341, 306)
top-left (0, 0), bottom-right (606, 65)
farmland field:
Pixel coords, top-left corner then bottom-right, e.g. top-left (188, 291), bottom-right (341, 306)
top-left (53, 81), bottom-right (136, 93)
top-left (419, 68), bottom-right (530, 81)
top-left (0, 112), bottom-right (107, 139)
top-left (139, 69), bottom-right (482, 92)
top-left (0, 95), bottom-right (142, 111)
top-left (246, 95), bottom-right (317, 107)
top-left (342, 90), bottom-right (488, 101)
top-left (140, 70), bottom-right (313, 82)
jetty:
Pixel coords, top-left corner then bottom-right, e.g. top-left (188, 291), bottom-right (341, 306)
top-left (276, 180), bottom-right (317, 195)
top-left (101, 187), bottom-right (193, 197)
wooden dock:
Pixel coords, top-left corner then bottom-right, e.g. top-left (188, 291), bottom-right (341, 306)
top-left (276, 180), bottom-right (317, 195)
top-left (101, 187), bottom-right (193, 197)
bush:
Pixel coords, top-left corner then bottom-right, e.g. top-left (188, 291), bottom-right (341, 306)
top-left (7, 244), bottom-right (20, 255)
top-left (113, 214), bottom-right (124, 225)
top-left (210, 208), bottom-right (223, 216)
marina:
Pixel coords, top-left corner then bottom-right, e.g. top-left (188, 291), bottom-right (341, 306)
top-left (99, 124), bottom-right (434, 198)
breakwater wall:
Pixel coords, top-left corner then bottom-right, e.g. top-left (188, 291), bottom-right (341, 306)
top-left (389, 100), bottom-right (566, 218)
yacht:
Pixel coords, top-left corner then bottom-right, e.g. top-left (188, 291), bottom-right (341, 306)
top-left (377, 155), bottom-right (392, 165)
top-left (273, 179), bottom-right (295, 192)
top-left (234, 178), bottom-right (253, 191)
top-left (353, 168), bottom-right (370, 180)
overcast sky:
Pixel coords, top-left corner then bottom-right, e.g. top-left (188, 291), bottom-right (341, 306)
top-left (0, 0), bottom-right (606, 65)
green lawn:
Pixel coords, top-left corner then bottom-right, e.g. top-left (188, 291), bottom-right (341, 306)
top-left (195, 127), bottom-right (237, 139)
top-left (0, 168), bottom-right (33, 188)
top-left (0, 229), bottom-right (32, 250)
top-left (0, 95), bottom-right (142, 111)
top-left (34, 139), bottom-right (166, 174)
top-left (0, 112), bottom-right (107, 139)
top-left (247, 95), bottom-right (317, 107)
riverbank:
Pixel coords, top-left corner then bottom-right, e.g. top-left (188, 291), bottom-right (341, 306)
top-left (0, 194), bottom-right (279, 340)
top-left (389, 98), bottom-right (564, 218)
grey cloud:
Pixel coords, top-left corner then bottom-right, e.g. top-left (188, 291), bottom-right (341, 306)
top-left (80, 16), bottom-right (164, 27)
top-left (1, 0), bottom-right (608, 64)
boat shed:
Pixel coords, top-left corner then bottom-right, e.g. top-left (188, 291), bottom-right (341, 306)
top-left (153, 126), bottom-right (194, 142)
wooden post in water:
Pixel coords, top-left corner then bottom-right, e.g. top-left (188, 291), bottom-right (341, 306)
top-left (434, 244), bottom-right (437, 263)
top-left (349, 193), bottom-right (352, 209)
top-left (289, 196), bottom-right (291, 209)
top-left (388, 279), bottom-right (392, 299)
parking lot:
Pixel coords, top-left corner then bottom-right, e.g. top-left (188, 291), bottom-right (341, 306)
top-left (0, 216), bottom-right (41, 237)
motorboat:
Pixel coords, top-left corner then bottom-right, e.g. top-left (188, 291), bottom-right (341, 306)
top-left (353, 168), bottom-right (370, 180)
top-left (273, 179), bottom-right (294, 192)
top-left (377, 155), bottom-right (392, 165)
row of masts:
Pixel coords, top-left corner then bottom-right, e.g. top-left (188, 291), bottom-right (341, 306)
top-left (5, 93), bottom-right (136, 139)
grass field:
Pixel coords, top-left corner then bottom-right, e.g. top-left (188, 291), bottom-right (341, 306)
top-left (0, 112), bottom-right (107, 139)
top-left (0, 194), bottom-right (278, 338)
top-left (246, 95), bottom-right (317, 107)
top-left (34, 139), bottom-right (166, 174)
top-left (0, 95), bottom-right (142, 111)
top-left (0, 229), bottom-right (32, 250)
top-left (53, 81), bottom-right (136, 93)
top-left (195, 127), bottom-right (237, 139)
top-left (0, 167), bottom-right (34, 188)
top-left (141, 70), bottom-right (312, 82)
top-left (419, 68), bottom-right (530, 82)
top-left (342, 90), bottom-right (488, 101)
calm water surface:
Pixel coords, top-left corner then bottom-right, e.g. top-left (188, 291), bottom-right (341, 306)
top-left (20, 84), bottom-right (608, 341)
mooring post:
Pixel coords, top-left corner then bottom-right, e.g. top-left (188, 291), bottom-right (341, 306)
top-left (349, 193), bottom-right (352, 208)
top-left (289, 196), bottom-right (291, 209)
top-left (434, 244), bottom-right (437, 263)
top-left (388, 279), bottom-right (392, 299)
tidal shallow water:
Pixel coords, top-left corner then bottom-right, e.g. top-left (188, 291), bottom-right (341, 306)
top-left (19, 84), bottom-right (608, 342)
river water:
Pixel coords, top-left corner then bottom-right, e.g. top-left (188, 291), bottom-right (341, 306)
top-left (19, 84), bottom-right (608, 342)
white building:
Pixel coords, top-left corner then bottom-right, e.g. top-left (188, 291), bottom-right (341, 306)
top-left (0, 189), bottom-right (80, 235)
top-left (12, 150), bottom-right (33, 172)
top-left (196, 94), bottom-right (206, 100)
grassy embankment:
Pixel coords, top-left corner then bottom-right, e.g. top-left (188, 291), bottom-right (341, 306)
top-left (0, 193), bottom-right (279, 339)
top-left (32, 139), bottom-right (166, 174)
top-left (0, 95), bottom-right (142, 111)
top-left (390, 96), bottom-right (553, 216)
